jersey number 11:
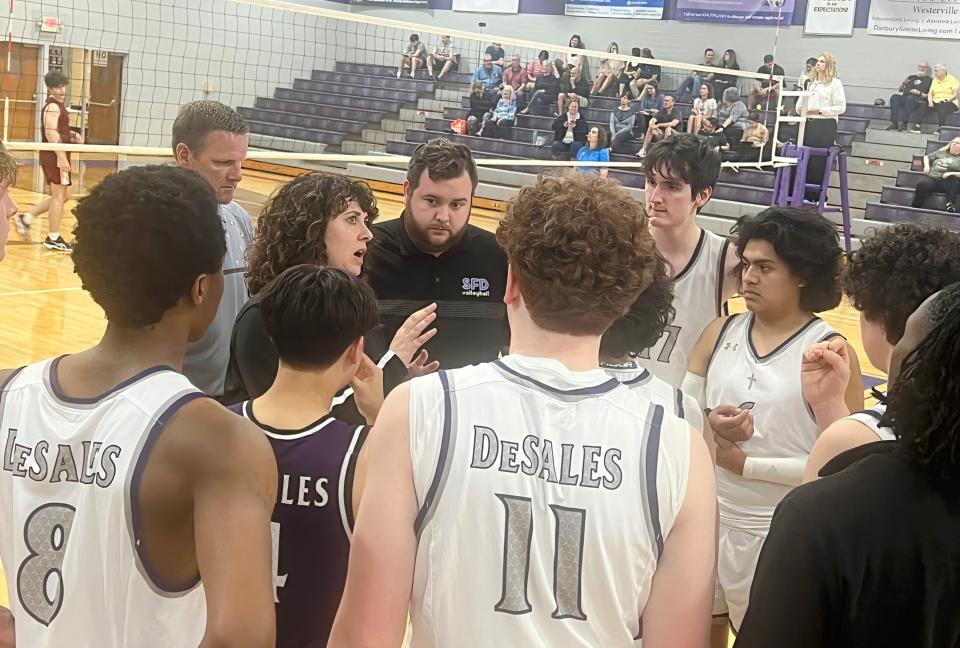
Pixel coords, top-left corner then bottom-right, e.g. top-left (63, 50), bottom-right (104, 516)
top-left (495, 494), bottom-right (587, 620)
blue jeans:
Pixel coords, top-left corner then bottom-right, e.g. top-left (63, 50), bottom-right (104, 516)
top-left (678, 74), bottom-right (702, 98)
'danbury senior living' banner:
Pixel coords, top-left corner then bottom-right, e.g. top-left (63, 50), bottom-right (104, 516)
top-left (867, 0), bottom-right (960, 40)
top-left (674, 0), bottom-right (796, 25)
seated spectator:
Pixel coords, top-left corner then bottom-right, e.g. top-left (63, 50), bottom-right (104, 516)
top-left (728, 112), bottom-right (770, 161)
top-left (909, 63), bottom-right (959, 133)
top-left (698, 117), bottom-right (730, 155)
top-left (592, 42), bottom-right (625, 96)
top-left (485, 42), bottom-right (505, 68)
top-left (687, 82), bottom-right (716, 135)
top-left (712, 49), bottom-right (741, 99)
top-left (638, 94), bottom-right (680, 158)
top-left (619, 47), bottom-right (643, 98)
top-left (638, 49), bottom-right (662, 88)
top-left (747, 54), bottom-right (786, 111)
top-left (525, 49), bottom-right (553, 90)
top-left (551, 100), bottom-right (588, 160)
top-left (478, 86), bottom-right (517, 139)
top-left (502, 54), bottom-right (529, 105)
top-left (558, 80), bottom-right (590, 116)
top-left (555, 34), bottom-right (588, 81)
top-left (677, 48), bottom-right (716, 102)
top-left (717, 86), bottom-right (749, 141)
top-left (473, 53), bottom-right (504, 96)
top-left (796, 57), bottom-right (818, 91)
top-left (912, 136), bottom-right (960, 212)
top-left (397, 33), bottom-right (426, 79)
top-left (556, 34), bottom-right (592, 111)
top-left (427, 35), bottom-right (459, 81)
top-left (635, 81), bottom-right (665, 132)
top-left (610, 94), bottom-right (637, 152)
top-left (576, 127), bottom-right (611, 178)
top-left (888, 60), bottom-right (932, 131)
top-left (520, 56), bottom-right (561, 114)
top-left (741, 112), bottom-right (769, 147)
top-left (466, 81), bottom-right (495, 136)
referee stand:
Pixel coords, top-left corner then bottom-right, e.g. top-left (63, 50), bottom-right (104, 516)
top-left (773, 143), bottom-right (853, 253)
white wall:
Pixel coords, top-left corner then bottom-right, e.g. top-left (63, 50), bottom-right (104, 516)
top-left (11, 0), bottom-right (338, 147)
top-left (9, 0), bottom-right (954, 148)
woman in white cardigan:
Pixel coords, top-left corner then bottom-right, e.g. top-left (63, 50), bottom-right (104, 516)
top-left (803, 52), bottom-right (847, 200)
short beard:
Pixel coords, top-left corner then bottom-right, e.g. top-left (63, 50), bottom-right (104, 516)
top-left (403, 210), bottom-right (468, 255)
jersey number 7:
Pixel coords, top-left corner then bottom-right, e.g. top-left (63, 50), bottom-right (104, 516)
top-left (639, 325), bottom-right (681, 364)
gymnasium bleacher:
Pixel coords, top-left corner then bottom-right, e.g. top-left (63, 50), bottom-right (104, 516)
top-left (237, 57), bottom-right (960, 236)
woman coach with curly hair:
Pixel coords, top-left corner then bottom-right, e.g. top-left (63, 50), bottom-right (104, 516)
top-left (223, 173), bottom-right (438, 420)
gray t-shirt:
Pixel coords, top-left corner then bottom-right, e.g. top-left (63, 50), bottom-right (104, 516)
top-left (183, 201), bottom-right (253, 396)
top-left (929, 149), bottom-right (960, 179)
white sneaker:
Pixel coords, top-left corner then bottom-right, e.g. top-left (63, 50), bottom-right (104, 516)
top-left (396, 71), bottom-right (402, 79)
top-left (409, 73), bottom-right (416, 79)
top-left (636, 149), bottom-right (646, 158)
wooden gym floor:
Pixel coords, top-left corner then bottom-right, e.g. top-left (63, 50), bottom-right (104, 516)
top-left (0, 158), bottom-right (884, 631)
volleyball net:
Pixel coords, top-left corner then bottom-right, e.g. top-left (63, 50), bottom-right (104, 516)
top-left (3, 0), bottom-right (808, 182)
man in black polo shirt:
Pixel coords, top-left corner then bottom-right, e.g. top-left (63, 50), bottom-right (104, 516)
top-left (365, 138), bottom-right (508, 370)
top-left (735, 285), bottom-right (960, 648)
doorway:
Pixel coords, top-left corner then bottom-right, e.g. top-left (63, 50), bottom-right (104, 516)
top-left (86, 51), bottom-right (123, 145)
top-left (1, 42), bottom-right (41, 142)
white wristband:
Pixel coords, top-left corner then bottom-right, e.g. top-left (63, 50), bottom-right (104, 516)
top-left (742, 456), bottom-right (807, 487)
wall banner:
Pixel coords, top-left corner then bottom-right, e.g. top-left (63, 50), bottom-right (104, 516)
top-left (804, 0), bottom-right (856, 35)
top-left (867, 0), bottom-right (960, 40)
top-left (452, 0), bottom-right (520, 13)
top-left (564, 0), bottom-right (665, 20)
top-left (674, 0), bottom-right (795, 25)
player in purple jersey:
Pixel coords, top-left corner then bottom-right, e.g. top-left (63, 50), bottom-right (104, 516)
top-left (231, 264), bottom-right (383, 648)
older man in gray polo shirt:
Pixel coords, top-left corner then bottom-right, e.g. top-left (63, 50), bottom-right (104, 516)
top-left (173, 101), bottom-right (253, 397)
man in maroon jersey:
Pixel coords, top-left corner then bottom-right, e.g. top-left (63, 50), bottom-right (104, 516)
top-left (18, 70), bottom-right (83, 251)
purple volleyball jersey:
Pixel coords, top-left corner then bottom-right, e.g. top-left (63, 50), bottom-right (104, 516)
top-left (231, 401), bottom-right (368, 648)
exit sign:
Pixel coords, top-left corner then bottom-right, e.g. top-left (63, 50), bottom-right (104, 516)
top-left (39, 16), bottom-right (61, 32)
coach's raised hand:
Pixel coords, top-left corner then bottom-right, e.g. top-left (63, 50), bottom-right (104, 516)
top-left (389, 302), bottom-right (438, 366)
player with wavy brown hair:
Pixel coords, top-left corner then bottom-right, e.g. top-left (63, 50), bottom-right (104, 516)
top-left (330, 173), bottom-right (717, 648)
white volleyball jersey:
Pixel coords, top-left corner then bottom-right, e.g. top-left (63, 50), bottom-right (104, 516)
top-left (602, 360), bottom-right (704, 434)
top-left (638, 229), bottom-right (731, 388)
top-left (847, 404), bottom-right (894, 441)
top-left (408, 354), bottom-right (691, 647)
top-left (0, 358), bottom-right (207, 648)
top-left (706, 313), bottom-right (840, 533)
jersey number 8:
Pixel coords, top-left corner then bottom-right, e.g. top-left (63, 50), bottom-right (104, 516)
top-left (17, 503), bottom-right (76, 626)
